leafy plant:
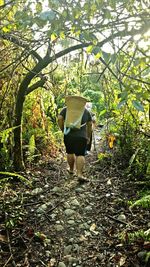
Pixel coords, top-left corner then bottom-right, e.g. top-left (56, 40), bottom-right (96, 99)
top-left (27, 134), bottom-right (36, 164)
top-left (130, 195), bottom-right (150, 209)
top-left (98, 152), bottom-right (111, 161)
top-left (128, 229), bottom-right (150, 242)
top-left (0, 172), bottom-right (32, 187)
top-left (5, 203), bottom-right (26, 229)
top-left (120, 229), bottom-right (150, 243)
top-left (0, 126), bottom-right (19, 170)
top-left (5, 210), bottom-right (25, 229)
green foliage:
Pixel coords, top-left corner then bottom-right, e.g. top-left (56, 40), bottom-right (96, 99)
top-left (98, 152), bottom-right (111, 161)
top-left (0, 0), bottom-right (149, 173)
top-left (83, 89), bottom-right (104, 113)
top-left (128, 135), bottom-right (150, 178)
top-left (0, 172), bottom-right (32, 186)
top-left (145, 252), bottom-right (150, 263)
top-left (0, 127), bottom-right (15, 143)
top-left (147, 162), bottom-right (150, 177)
top-left (29, 135), bottom-right (35, 156)
top-left (22, 90), bottom-right (60, 161)
top-left (127, 229), bottom-right (150, 243)
top-left (138, 189), bottom-right (150, 198)
top-left (132, 100), bottom-right (144, 112)
top-left (120, 228), bottom-right (150, 263)
top-left (0, 127), bottom-right (19, 170)
top-left (26, 134), bottom-right (37, 164)
top-left (5, 209), bottom-right (25, 229)
top-left (130, 195), bottom-right (150, 209)
top-left (106, 103), bottom-right (149, 177)
top-left (1, 185), bottom-right (27, 229)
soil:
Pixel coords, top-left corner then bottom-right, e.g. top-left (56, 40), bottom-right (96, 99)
top-left (0, 149), bottom-right (149, 267)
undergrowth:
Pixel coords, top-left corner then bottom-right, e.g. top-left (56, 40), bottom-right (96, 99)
top-left (130, 195), bottom-right (150, 209)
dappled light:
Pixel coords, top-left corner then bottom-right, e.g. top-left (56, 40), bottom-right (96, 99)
top-left (0, 0), bottom-right (150, 266)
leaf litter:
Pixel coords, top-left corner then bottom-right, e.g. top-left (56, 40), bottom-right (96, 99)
top-left (0, 151), bottom-right (149, 267)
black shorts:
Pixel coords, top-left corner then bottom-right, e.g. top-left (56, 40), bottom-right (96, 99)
top-left (64, 135), bottom-right (87, 156)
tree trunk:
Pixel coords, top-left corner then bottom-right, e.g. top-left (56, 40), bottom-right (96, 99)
top-left (13, 84), bottom-right (26, 171)
top-left (13, 55), bottom-right (51, 170)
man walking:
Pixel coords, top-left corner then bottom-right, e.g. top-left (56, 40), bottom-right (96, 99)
top-left (58, 96), bottom-right (92, 180)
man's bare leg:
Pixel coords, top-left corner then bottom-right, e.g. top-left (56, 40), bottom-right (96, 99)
top-left (67, 154), bottom-right (75, 173)
top-left (76, 156), bottom-right (85, 177)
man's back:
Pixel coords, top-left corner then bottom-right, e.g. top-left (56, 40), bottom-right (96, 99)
top-left (60, 107), bottom-right (92, 138)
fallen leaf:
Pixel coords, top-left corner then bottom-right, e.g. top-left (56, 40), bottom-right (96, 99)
top-left (79, 235), bottom-right (87, 241)
top-left (107, 179), bottom-right (112, 185)
top-left (23, 253), bottom-right (30, 267)
top-left (47, 258), bottom-right (56, 267)
top-left (119, 256), bottom-right (127, 266)
top-left (0, 234), bottom-right (7, 243)
top-left (116, 243), bottom-right (123, 247)
top-left (84, 230), bottom-right (92, 237)
top-left (90, 223), bottom-right (96, 231)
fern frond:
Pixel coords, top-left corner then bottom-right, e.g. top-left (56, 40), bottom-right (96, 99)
top-left (131, 195), bottom-right (150, 208)
top-left (0, 126), bottom-right (20, 142)
top-left (28, 134), bottom-right (36, 163)
top-left (128, 229), bottom-right (150, 242)
top-left (0, 172), bottom-right (32, 186)
top-left (29, 135), bottom-right (35, 156)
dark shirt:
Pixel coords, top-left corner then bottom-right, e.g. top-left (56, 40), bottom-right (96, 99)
top-left (60, 107), bottom-right (92, 139)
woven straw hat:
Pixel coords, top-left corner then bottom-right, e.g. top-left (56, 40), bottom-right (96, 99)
top-left (65, 95), bottom-right (87, 129)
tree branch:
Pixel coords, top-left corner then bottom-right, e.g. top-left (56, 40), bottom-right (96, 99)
top-left (0, 32), bottom-right (43, 62)
top-left (0, 0), bottom-right (15, 9)
top-left (99, 57), bottom-right (124, 86)
top-left (1, 20), bottom-right (149, 68)
top-left (121, 72), bottom-right (150, 85)
top-left (122, 46), bottom-right (138, 78)
top-left (26, 78), bottom-right (47, 95)
top-left (48, 23), bottom-right (150, 63)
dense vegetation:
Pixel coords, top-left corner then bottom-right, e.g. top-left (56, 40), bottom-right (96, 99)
top-left (0, 0), bottom-right (149, 171)
top-left (0, 0), bottom-right (150, 266)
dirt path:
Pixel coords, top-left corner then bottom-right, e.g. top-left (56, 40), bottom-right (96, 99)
top-left (0, 150), bottom-right (149, 267)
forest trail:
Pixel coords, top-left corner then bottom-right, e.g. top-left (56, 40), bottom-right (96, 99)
top-left (1, 138), bottom-right (149, 267)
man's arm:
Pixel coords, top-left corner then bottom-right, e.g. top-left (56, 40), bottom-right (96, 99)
top-left (58, 115), bottom-right (64, 132)
top-left (86, 121), bottom-right (92, 143)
